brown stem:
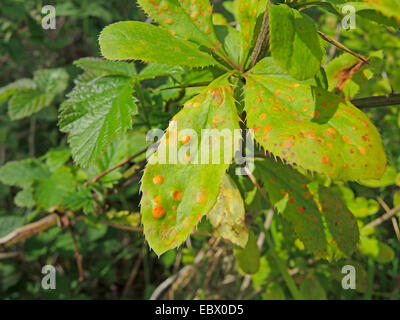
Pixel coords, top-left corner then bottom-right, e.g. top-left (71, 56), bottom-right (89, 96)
top-left (68, 226), bottom-right (85, 281)
top-left (317, 31), bottom-right (368, 63)
top-left (122, 252), bottom-right (143, 296)
top-left (84, 147), bottom-right (148, 186)
top-left (364, 205), bottom-right (400, 229)
top-left (250, 2), bottom-right (270, 69)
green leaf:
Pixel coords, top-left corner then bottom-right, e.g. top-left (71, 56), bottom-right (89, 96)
top-left (137, 0), bottom-right (219, 49)
top-left (0, 216), bottom-right (24, 238)
top-left (0, 78), bottom-right (36, 103)
top-left (0, 159), bottom-right (49, 188)
top-left (33, 68), bottom-right (69, 94)
top-left (256, 158), bottom-right (327, 256)
top-left (365, 0), bottom-right (400, 23)
top-left (45, 148), bottom-right (71, 172)
top-left (256, 158), bottom-right (359, 258)
top-left (360, 237), bottom-right (395, 263)
top-left (263, 282), bottom-right (286, 300)
top-left (359, 166), bottom-right (397, 188)
top-left (7, 68), bottom-right (69, 120)
top-left (208, 175), bottom-right (248, 247)
top-left (234, 230), bottom-right (260, 274)
top-left (59, 76), bottom-right (137, 167)
top-left (74, 57), bottom-right (137, 78)
top-left (34, 167), bottom-right (76, 210)
top-left (236, 0), bottom-right (265, 65)
top-left (215, 25), bottom-right (243, 68)
top-left (9, 90), bottom-right (54, 120)
top-left (299, 273), bottom-right (326, 300)
top-left (269, 3), bottom-right (323, 80)
top-left (245, 58), bottom-right (387, 181)
top-left (14, 188), bottom-right (35, 208)
top-left (99, 21), bottom-right (219, 68)
top-left (317, 186), bottom-right (360, 257)
top-left (140, 76), bottom-right (240, 255)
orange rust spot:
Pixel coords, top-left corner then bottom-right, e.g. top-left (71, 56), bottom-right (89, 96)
top-left (263, 134), bottom-right (269, 141)
top-left (167, 19), bottom-right (173, 24)
top-left (358, 146), bottom-right (366, 155)
top-left (152, 205), bottom-right (165, 219)
top-left (205, 26), bottom-right (211, 34)
top-left (321, 156), bottom-right (329, 164)
top-left (168, 215), bottom-right (174, 220)
top-left (172, 205), bottom-right (177, 211)
top-left (264, 125), bottom-right (272, 132)
top-left (289, 197), bottom-right (295, 204)
top-left (259, 113), bottom-right (266, 119)
top-left (298, 207), bottom-right (305, 213)
top-left (181, 135), bottom-right (191, 145)
top-left (172, 190), bottom-right (183, 201)
top-left (153, 196), bottom-right (161, 204)
top-left (256, 97), bottom-right (262, 103)
top-left (198, 191), bottom-right (207, 204)
top-left (342, 136), bottom-right (351, 144)
top-left (153, 176), bottom-right (163, 184)
top-left (270, 177), bottom-right (275, 183)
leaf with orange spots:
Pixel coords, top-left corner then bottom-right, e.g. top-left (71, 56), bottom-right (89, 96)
top-left (269, 3), bottom-right (323, 80)
top-left (256, 157), bottom-right (359, 258)
top-left (317, 186), bottom-right (359, 257)
top-left (255, 158), bottom-right (328, 257)
top-left (235, 0), bottom-right (264, 66)
top-left (364, 0), bottom-right (400, 23)
top-left (208, 175), bottom-right (248, 247)
top-left (99, 21), bottom-right (220, 68)
top-left (137, 0), bottom-right (220, 51)
top-left (244, 58), bottom-right (387, 181)
top-left (140, 75), bottom-right (241, 255)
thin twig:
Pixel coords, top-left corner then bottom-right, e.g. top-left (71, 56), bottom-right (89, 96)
top-left (364, 205), bottom-right (400, 230)
top-left (317, 31), bottom-right (368, 63)
top-left (377, 197), bottom-right (400, 241)
top-left (157, 82), bottom-right (211, 91)
top-left (122, 252), bottom-right (143, 296)
top-left (244, 166), bottom-right (269, 203)
top-left (68, 226), bottom-right (85, 281)
top-left (84, 147), bottom-right (148, 186)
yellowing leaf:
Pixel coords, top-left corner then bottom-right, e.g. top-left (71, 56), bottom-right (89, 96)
top-left (245, 58), bottom-right (387, 181)
top-left (140, 76), bottom-right (240, 255)
top-left (208, 175), bottom-right (248, 247)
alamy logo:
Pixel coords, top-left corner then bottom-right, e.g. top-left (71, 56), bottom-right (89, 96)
top-left (341, 265), bottom-right (356, 290)
top-left (41, 265), bottom-right (56, 290)
top-left (342, 5), bottom-right (356, 30)
top-left (41, 5), bottom-right (56, 30)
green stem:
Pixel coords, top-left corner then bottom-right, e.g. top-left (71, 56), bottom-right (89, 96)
top-left (265, 231), bottom-right (303, 300)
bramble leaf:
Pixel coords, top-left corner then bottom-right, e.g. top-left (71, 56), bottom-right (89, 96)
top-left (7, 68), bottom-right (69, 120)
top-left (74, 57), bottom-right (137, 78)
top-left (208, 174), bottom-right (248, 247)
top-left (365, 0), bottom-right (400, 23)
top-left (99, 21), bottom-right (219, 68)
top-left (137, 0), bottom-right (219, 49)
top-left (140, 76), bottom-right (240, 255)
top-left (34, 167), bottom-right (76, 210)
top-left (245, 58), bottom-right (387, 181)
top-left (59, 76), bottom-right (137, 167)
top-left (0, 159), bottom-right (49, 189)
top-left (269, 3), bottom-right (323, 80)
